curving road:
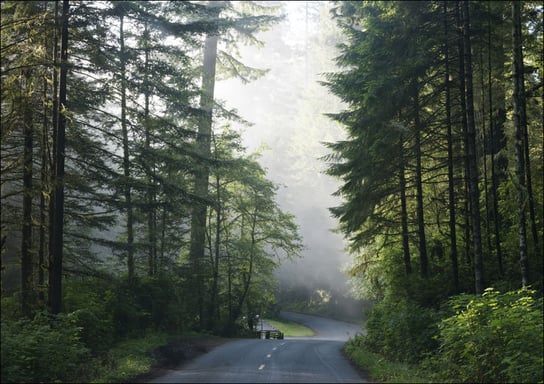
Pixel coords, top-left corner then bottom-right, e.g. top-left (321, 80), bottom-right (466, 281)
top-left (149, 311), bottom-right (367, 383)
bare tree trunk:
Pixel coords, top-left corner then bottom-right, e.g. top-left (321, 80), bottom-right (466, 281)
top-left (512, 1), bottom-right (529, 287)
top-left (21, 69), bottom-right (34, 318)
top-left (413, 83), bottom-right (428, 278)
top-left (208, 175), bottom-right (221, 329)
top-left (39, 71), bottom-right (48, 304)
top-left (444, 1), bottom-right (459, 293)
top-left (38, 0), bottom-right (51, 304)
top-left (189, 1), bottom-right (222, 329)
top-left (234, 209), bottom-right (257, 324)
top-left (207, 135), bottom-right (222, 330)
top-left (143, 21), bottom-right (157, 277)
top-left (462, 1), bottom-right (484, 294)
top-left (48, 0), bottom-right (59, 283)
top-left (119, 13), bottom-right (134, 281)
top-left (49, 0), bottom-right (69, 314)
top-left (456, 2), bottom-right (473, 272)
top-left (486, 2), bottom-right (504, 277)
top-left (399, 134), bottom-right (411, 275)
top-left (479, 38), bottom-right (493, 260)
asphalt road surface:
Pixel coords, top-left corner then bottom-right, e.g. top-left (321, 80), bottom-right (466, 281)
top-left (149, 312), bottom-right (367, 383)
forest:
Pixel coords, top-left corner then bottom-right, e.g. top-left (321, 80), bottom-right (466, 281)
top-left (325, 1), bottom-right (543, 382)
top-left (1, 1), bottom-right (543, 383)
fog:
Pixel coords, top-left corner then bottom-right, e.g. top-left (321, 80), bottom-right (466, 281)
top-left (215, 2), bottom-right (351, 296)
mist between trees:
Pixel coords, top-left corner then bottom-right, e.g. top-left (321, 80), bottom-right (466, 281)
top-left (1, 1), bottom-right (543, 383)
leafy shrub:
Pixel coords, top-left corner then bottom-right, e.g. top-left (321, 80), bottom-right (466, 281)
top-left (362, 297), bottom-right (439, 363)
top-left (64, 278), bottom-right (116, 353)
top-left (64, 274), bottom-right (193, 348)
top-left (91, 331), bottom-right (170, 383)
top-left (106, 275), bottom-right (192, 336)
top-left (1, 295), bottom-right (22, 321)
top-left (428, 288), bottom-right (543, 383)
top-left (345, 335), bottom-right (430, 383)
top-left (1, 311), bottom-right (91, 383)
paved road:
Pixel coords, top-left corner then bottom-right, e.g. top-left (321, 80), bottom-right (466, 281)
top-left (149, 312), bottom-right (367, 383)
top-left (280, 311), bottom-right (365, 340)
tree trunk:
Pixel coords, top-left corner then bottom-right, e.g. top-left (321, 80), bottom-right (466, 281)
top-left (486, 1), bottom-right (504, 277)
top-left (49, 0), bottom-right (69, 314)
top-left (189, 1), bottom-right (221, 329)
top-left (479, 38), bottom-right (493, 259)
top-left (38, 0), bottom-right (51, 305)
top-left (48, 0), bottom-right (59, 285)
top-left (399, 134), bottom-right (411, 275)
top-left (444, 1), bottom-right (459, 293)
top-left (39, 70), bottom-right (48, 304)
top-left (225, 228), bottom-right (234, 332)
top-left (208, 142), bottom-right (222, 329)
top-left (234, 209), bottom-right (257, 325)
top-left (462, 1), bottom-right (484, 294)
top-left (456, 2), bottom-right (473, 274)
top-left (512, 1), bottom-right (529, 287)
top-left (413, 83), bottom-right (428, 278)
top-left (119, 13), bottom-right (134, 281)
top-left (21, 69), bottom-right (34, 318)
top-left (143, 21), bottom-right (157, 277)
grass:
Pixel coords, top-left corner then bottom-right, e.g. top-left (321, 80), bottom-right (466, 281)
top-left (344, 342), bottom-right (432, 383)
top-left (90, 330), bottom-right (226, 383)
top-left (90, 331), bottom-right (171, 383)
top-left (264, 316), bottom-right (316, 337)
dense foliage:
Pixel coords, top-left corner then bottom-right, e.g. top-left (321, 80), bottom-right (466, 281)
top-left (1, 312), bottom-right (91, 383)
top-left (326, 0), bottom-right (543, 381)
top-left (429, 288), bottom-right (543, 383)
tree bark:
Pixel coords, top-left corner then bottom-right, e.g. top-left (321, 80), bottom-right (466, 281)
top-left (486, 1), bottom-right (504, 277)
top-left (208, 135), bottom-right (222, 329)
top-left (189, 1), bottom-right (222, 329)
top-left (39, 69), bottom-right (47, 304)
top-left (462, 1), bottom-right (484, 294)
top-left (512, 1), bottom-right (529, 287)
top-left (399, 134), bottom-right (411, 275)
top-left (413, 83), bottom-right (428, 278)
top-left (456, 2), bottom-right (472, 271)
top-left (49, 0), bottom-right (69, 314)
top-left (21, 69), bottom-right (34, 318)
top-left (444, 1), bottom-right (459, 293)
top-left (119, 13), bottom-right (134, 281)
top-left (142, 21), bottom-right (157, 277)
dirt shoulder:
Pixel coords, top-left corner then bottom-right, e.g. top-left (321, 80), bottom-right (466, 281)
top-left (129, 337), bottom-right (233, 383)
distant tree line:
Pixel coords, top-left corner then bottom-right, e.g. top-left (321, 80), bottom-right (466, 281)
top-left (1, 0), bottom-right (302, 361)
top-left (325, 1), bottom-right (542, 381)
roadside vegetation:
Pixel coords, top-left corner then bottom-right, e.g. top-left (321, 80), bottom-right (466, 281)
top-left (264, 316), bottom-right (316, 337)
top-left (90, 331), bottom-right (173, 383)
top-left (344, 345), bottom-right (429, 383)
top-left (1, 275), bottom-right (253, 383)
top-left (344, 288), bottom-right (543, 383)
